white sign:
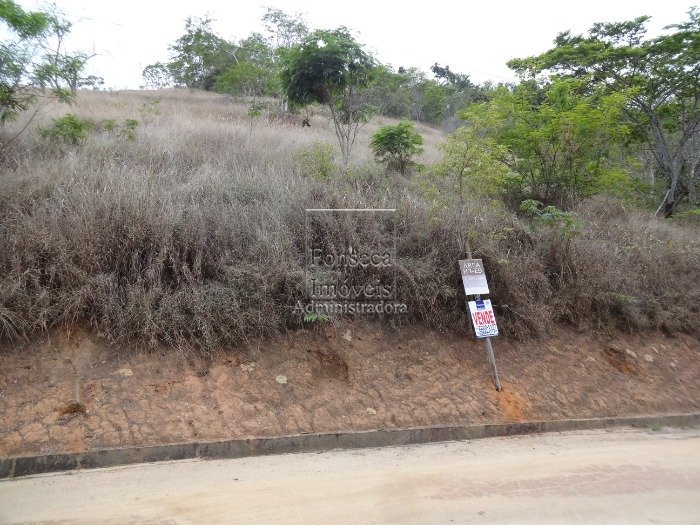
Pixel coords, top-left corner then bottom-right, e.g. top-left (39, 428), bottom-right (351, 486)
top-left (468, 299), bottom-right (499, 338)
top-left (459, 259), bottom-right (490, 295)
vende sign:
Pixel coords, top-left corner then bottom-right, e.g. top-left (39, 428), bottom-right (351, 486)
top-left (468, 299), bottom-right (499, 338)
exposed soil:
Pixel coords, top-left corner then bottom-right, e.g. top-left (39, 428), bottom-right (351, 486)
top-left (490, 387), bottom-right (533, 422)
top-left (0, 322), bottom-right (698, 457)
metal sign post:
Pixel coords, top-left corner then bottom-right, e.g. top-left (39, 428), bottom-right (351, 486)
top-left (460, 243), bottom-right (502, 391)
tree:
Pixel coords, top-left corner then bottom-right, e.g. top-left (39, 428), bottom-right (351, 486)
top-left (458, 79), bottom-right (630, 207)
top-left (237, 33), bottom-right (275, 68)
top-left (364, 65), bottom-right (488, 126)
top-left (281, 28), bottom-right (377, 165)
top-left (214, 61), bottom-right (271, 99)
top-left (0, 1), bottom-right (80, 149)
top-left (32, 13), bottom-right (93, 94)
top-left (364, 66), bottom-right (424, 120)
top-left (261, 8), bottom-right (308, 109)
top-left (507, 9), bottom-right (700, 216)
top-left (417, 80), bottom-right (446, 124)
top-left (433, 124), bottom-right (515, 202)
top-left (262, 7), bottom-right (308, 51)
top-left (35, 53), bottom-right (92, 93)
top-left (431, 63), bottom-right (474, 92)
top-left (142, 11), bottom-right (303, 98)
top-left (166, 17), bottom-right (236, 90)
top-left (214, 33), bottom-right (280, 99)
top-left (78, 75), bottom-right (104, 90)
top-left (0, 0), bottom-right (48, 37)
top-left (142, 62), bottom-right (172, 89)
top-left (370, 120), bottom-right (423, 175)
top-left (1, 0), bottom-right (49, 126)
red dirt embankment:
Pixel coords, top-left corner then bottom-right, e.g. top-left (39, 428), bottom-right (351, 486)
top-left (0, 323), bottom-right (698, 457)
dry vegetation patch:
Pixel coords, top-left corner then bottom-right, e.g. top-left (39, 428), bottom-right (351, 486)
top-left (0, 89), bottom-right (697, 351)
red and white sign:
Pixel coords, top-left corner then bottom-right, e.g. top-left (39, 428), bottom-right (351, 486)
top-left (468, 299), bottom-right (499, 338)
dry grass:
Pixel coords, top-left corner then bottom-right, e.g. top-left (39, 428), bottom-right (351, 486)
top-left (0, 89), bottom-right (697, 351)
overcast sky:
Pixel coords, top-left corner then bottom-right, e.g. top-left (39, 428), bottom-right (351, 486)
top-left (15, 0), bottom-right (698, 88)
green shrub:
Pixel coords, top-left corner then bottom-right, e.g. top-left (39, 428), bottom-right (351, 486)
top-left (520, 199), bottom-right (579, 236)
top-left (138, 97), bottom-right (161, 117)
top-left (121, 119), bottom-right (139, 141)
top-left (97, 118), bottom-right (139, 141)
top-left (670, 208), bottom-right (700, 225)
top-left (294, 142), bottom-right (337, 180)
top-left (101, 118), bottom-right (117, 132)
top-left (40, 114), bottom-right (92, 145)
top-left (248, 102), bottom-right (265, 118)
top-left (370, 120), bottom-right (423, 175)
top-left (432, 125), bottom-right (516, 202)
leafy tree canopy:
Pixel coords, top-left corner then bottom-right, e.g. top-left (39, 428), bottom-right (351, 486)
top-left (458, 79), bottom-right (631, 207)
top-left (0, 0), bottom-right (49, 37)
top-left (281, 28), bottom-right (378, 164)
top-left (507, 8), bottom-right (700, 215)
top-left (371, 120), bottom-right (423, 175)
top-left (167, 17), bottom-right (236, 90)
top-left (262, 7), bottom-right (308, 51)
top-left (1, 0), bottom-right (87, 145)
top-left (281, 28), bottom-right (376, 107)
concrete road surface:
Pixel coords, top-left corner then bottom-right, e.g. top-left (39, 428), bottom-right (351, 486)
top-left (1, 428), bottom-right (698, 524)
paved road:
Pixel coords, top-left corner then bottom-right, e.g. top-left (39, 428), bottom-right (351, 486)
top-left (1, 428), bottom-right (698, 524)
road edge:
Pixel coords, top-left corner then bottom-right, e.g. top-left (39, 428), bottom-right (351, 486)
top-left (1, 412), bottom-right (698, 479)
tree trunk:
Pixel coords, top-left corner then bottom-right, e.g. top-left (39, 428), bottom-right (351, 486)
top-left (325, 98), bottom-right (350, 167)
top-left (631, 104), bottom-right (686, 217)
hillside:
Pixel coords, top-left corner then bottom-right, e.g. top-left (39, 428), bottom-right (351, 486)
top-left (0, 89), bottom-right (698, 351)
top-left (0, 86), bottom-right (698, 463)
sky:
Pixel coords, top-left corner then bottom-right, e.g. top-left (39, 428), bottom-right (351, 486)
top-left (14, 0), bottom-right (698, 89)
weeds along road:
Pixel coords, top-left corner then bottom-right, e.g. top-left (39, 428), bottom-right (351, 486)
top-left (1, 428), bottom-right (698, 524)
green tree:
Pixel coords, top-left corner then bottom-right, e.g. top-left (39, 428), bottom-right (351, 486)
top-left (214, 61), bottom-right (271, 99)
top-left (78, 74), bottom-right (104, 90)
top-left (459, 79), bottom-right (630, 207)
top-left (260, 8), bottom-right (308, 109)
top-left (166, 17), bottom-right (236, 90)
top-left (236, 33), bottom-right (275, 68)
top-left (370, 120), bottom-right (423, 175)
top-left (508, 9), bottom-right (700, 216)
top-left (430, 63), bottom-right (490, 127)
top-left (281, 28), bottom-right (377, 165)
top-left (365, 66), bottom-right (424, 120)
top-left (1, 0), bottom-right (48, 125)
top-left (142, 62), bottom-right (172, 89)
top-left (0, 1), bottom-right (80, 149)
top-left (417, 80), bottom-right (446, 125)
top-left (433, 125), bottom-right (516, 202)
top-left (0, 0), bottom-right (48, 37)
top-left (262, 7), bottom-right (308, 51)
top-left (32, 13), bottom-right (93, 94)
top-left (365, 64), bottom-right (488, 126)
top-left (214, 33), bottom-right (279, 99)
